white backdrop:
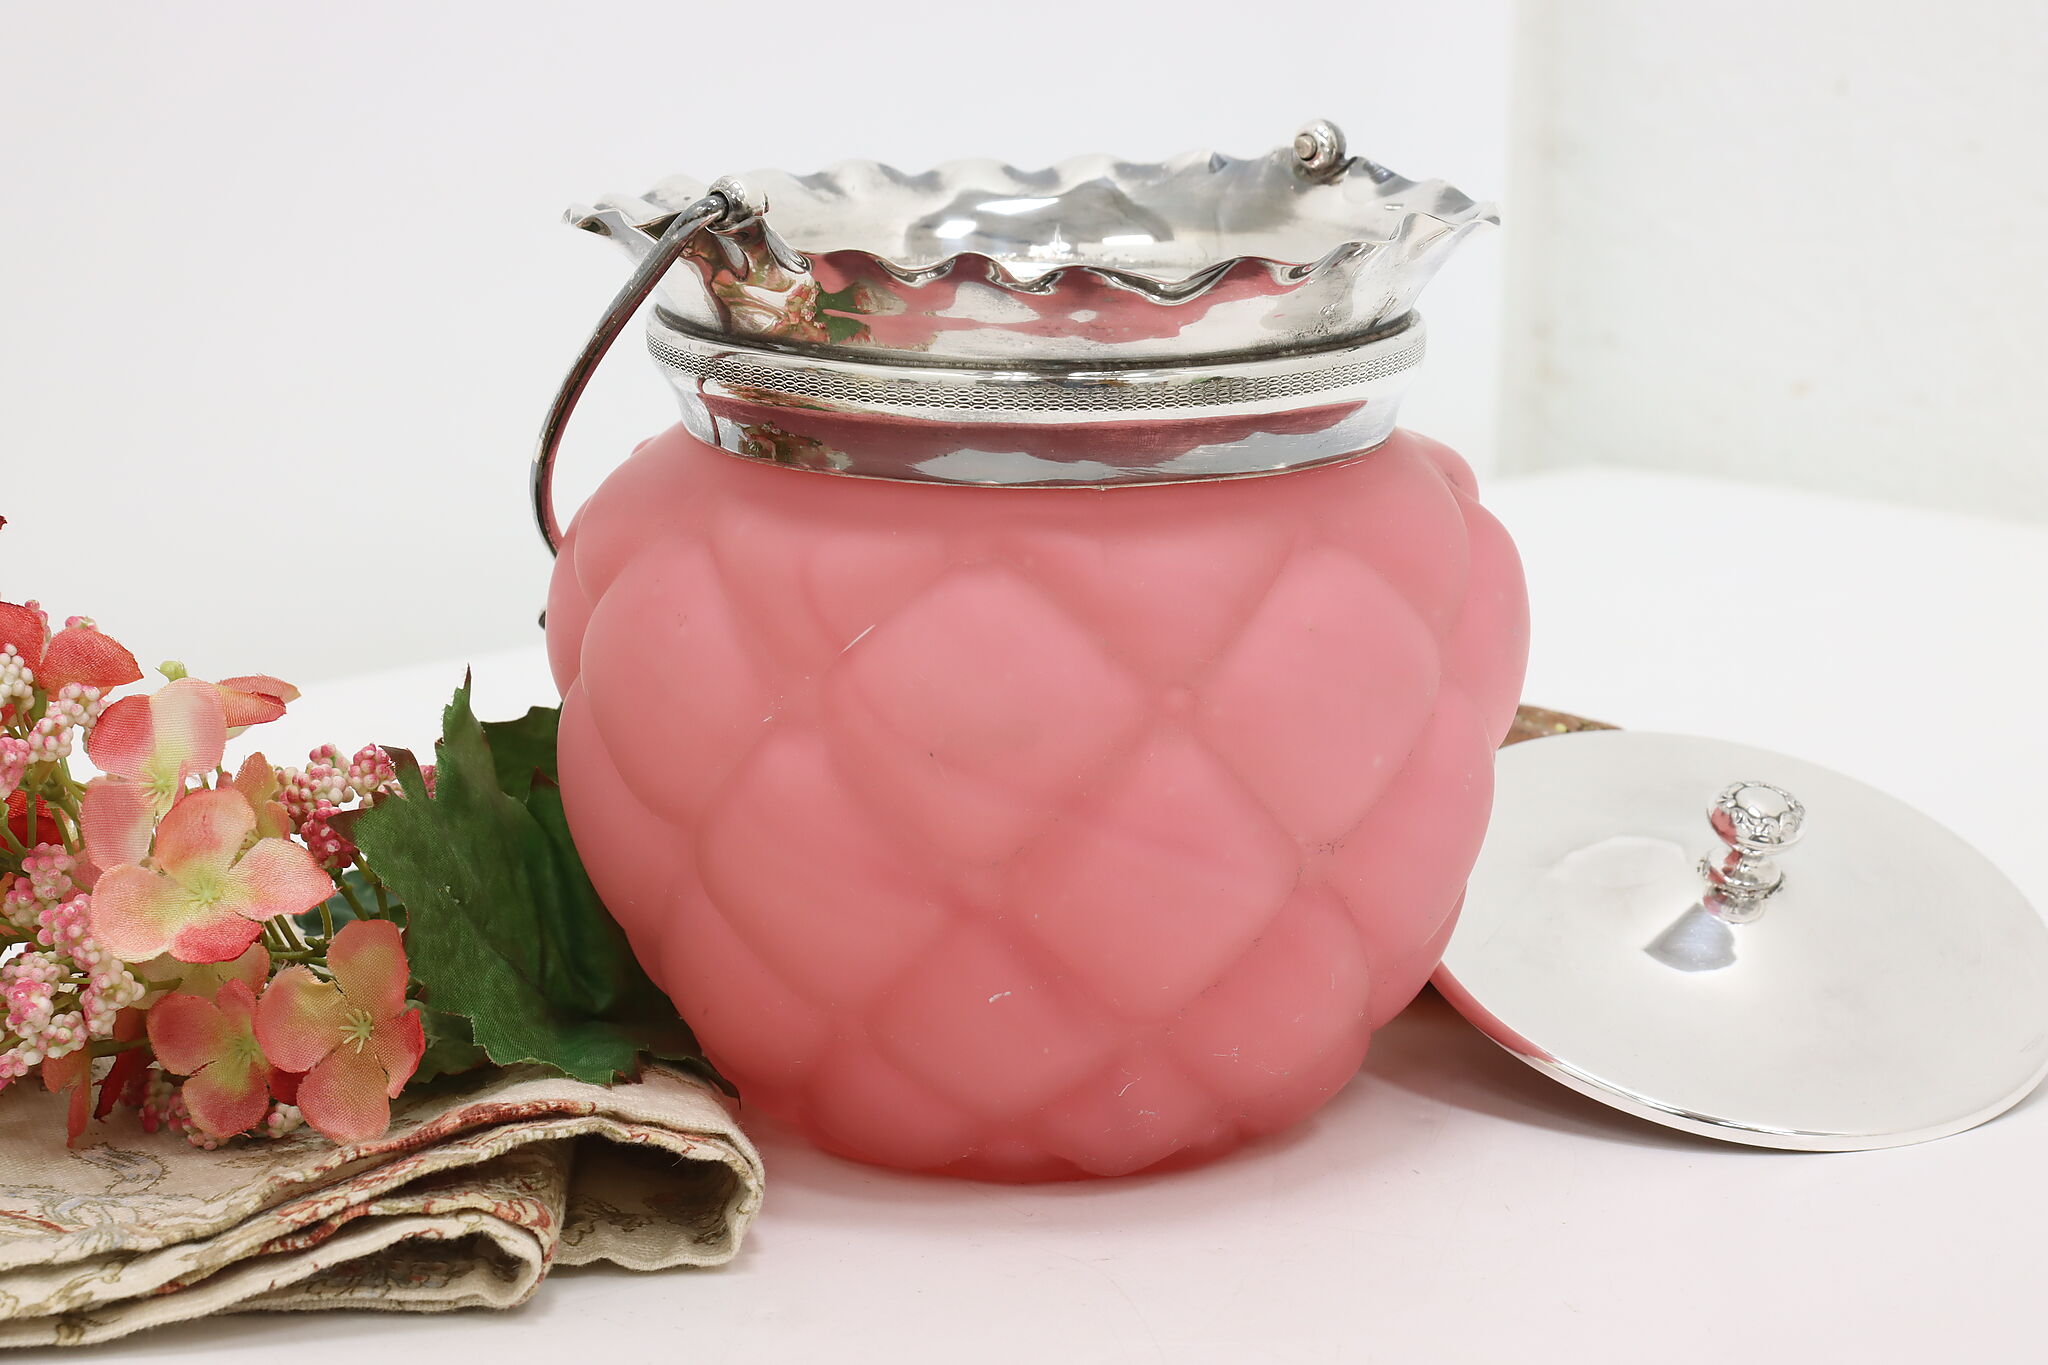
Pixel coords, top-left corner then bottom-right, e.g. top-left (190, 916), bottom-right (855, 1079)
top-left (1503, 2), bottom-right (2048, 521)
top-left (0, 0), bottom-right (1509, 685)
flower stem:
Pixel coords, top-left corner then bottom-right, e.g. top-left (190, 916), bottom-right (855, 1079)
top-left (336, 878), bottom-right (373, 924)
top-left (274, 912), bottom-right (310, 955)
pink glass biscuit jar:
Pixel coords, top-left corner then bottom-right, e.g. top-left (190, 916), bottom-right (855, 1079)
top-left (536, 121), bottom-right (1528, 1181)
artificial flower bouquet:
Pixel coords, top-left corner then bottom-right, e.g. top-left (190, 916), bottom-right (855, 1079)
top-left (1, 597), bottom-right (705, 1154)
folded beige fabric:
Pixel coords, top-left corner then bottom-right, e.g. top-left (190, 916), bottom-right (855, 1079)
top-left (0, 1064), bottom-right (762, 1347)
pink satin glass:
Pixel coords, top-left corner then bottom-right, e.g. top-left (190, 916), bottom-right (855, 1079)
top-left (547, 422), bottom-right (1529, 1181)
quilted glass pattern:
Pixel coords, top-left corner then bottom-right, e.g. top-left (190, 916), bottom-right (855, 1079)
top-left (547, 426), bottom-right (1528, 1181)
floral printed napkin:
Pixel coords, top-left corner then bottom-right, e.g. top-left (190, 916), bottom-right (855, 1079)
top-left (0, 1064), bottom-right (761, 1347)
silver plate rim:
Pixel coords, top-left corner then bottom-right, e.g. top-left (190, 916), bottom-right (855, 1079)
top-left (1436, 729), bottom-right (2048, 1152)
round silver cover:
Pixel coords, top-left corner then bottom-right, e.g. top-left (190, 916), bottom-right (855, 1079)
top-left (1435, 730), bottom-right (2048, 1150)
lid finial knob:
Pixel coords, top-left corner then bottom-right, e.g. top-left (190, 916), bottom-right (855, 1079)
top-left (1701, 781), bottom-right (1805, 917)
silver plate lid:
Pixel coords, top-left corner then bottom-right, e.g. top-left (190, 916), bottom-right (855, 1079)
top-left (1436, 730), bottom-right (2048, 1150)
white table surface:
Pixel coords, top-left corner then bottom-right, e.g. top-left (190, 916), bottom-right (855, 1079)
top-left (89, 468), bottom-right (2048, 1363)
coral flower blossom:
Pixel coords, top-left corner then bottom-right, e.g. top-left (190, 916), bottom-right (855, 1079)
top-left (5, 791), bottom-right (64, 849)
top-left (79, 678), bottom-right (230, 869)
top-left (88, 788), bottom-right (333, 963)
top-left (256, 920), bottom-right (424, 1143)
top-left (228, 752), bottom-right (294, 842)
top-left (94, 1006), bottom-right (151, 1122)
top-left (0, 601), bottom-right (42, 659)
top-left (214, 675), bottom-right (300, 731)
top-left (41, 624), bottom-right (143, 697)
top-left (0, 601), bottom-right (143, 701)
top-left (146, 946), bottom-right (281, 1138)
top-left (135, 941), bottom-right (273, 1002)
top-left (40, 1048), bottom-right (94, 1145)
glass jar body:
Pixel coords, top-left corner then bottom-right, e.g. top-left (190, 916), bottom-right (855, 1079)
top-left (547, 423), bottom-right (1528, 1180)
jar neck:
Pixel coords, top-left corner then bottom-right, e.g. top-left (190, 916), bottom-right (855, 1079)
top-left (647, 311), bottom-right (1424, 488)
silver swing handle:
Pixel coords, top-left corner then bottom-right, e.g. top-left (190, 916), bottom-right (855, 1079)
top-left (530, 184), bottom-right (756, 556)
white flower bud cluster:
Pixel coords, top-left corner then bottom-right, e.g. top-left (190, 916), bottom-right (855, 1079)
top-left (0, 646), bottom-right (33, 716)
top-left (0, 851), bottom-right (144, 1088)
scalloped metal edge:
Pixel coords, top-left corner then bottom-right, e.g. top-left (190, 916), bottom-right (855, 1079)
top-left (568, 141), bottom-right (1497, 304)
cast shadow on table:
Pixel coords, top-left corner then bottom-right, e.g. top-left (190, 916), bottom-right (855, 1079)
top-left (747, 982), bottom-right (1756, 1218)
top-left (1361, 988), bottom-right (1747, 1154)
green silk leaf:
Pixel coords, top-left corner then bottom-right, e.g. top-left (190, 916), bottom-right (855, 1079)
top-left (350, 678), bottom-right (704, 1085)
top-left (481, 704), bottom-right (561, 792)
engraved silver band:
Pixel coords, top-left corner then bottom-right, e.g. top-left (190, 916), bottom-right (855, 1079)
top-left (646, 312), bottom-right (1423, 487)
top-left (646, 310), bottom-right (1425, 426)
